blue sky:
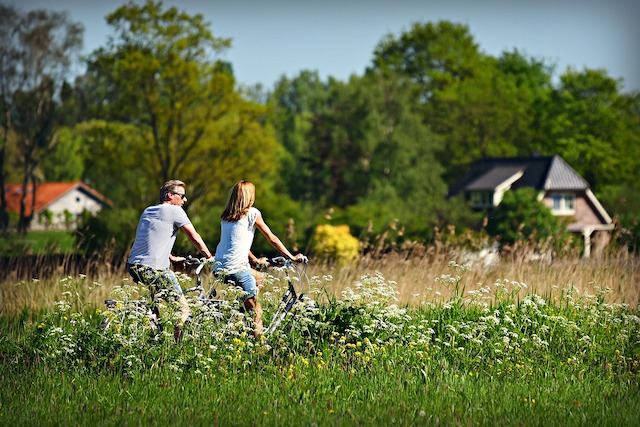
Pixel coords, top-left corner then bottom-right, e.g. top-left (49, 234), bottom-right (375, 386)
top-left (5, 0), bottom-right (640, 92)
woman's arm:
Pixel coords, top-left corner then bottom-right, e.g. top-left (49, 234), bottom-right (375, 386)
top-left (255, 214), bottom-right (304, 261)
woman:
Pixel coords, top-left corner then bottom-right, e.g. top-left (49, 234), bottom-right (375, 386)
top-left (214, 180), bottom-right (306, 336)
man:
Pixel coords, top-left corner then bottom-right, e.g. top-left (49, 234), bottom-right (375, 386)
top-left (127, 179), bottom-right (214, 342)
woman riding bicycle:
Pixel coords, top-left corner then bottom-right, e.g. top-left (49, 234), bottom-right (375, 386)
top-left (213, 180), bottom-right (306, 337)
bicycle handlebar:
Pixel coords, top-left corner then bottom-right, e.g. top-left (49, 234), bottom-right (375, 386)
top-left (270, 256), bottom-right (308, 267)
top-left (181, 254), bottom-right (308, 270)
top-left (184, 255), bottom-right (211, 265)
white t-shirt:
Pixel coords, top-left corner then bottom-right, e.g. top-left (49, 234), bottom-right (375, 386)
top-left (214, 207), bottom-right (260, 274)
top-left (127, 203), bottom-right (191, 269)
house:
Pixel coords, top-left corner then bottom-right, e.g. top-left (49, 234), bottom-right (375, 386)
top-left (4, 181), bottom-right (112, 231)
top-left (449, 155), bottom-right (614, 257)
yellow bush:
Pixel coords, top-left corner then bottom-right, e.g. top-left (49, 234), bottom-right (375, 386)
top-left (312, 224), bottom-right (360, 265)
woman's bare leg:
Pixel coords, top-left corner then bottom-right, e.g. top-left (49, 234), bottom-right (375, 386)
top-left (244, 296), bottom-right (263, 336)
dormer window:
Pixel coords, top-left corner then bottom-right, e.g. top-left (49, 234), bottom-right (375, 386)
top-left (552, 193), bottom-right (575, 215)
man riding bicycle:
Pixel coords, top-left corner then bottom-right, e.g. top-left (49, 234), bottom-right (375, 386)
top-left (127, 179), bottom-right (214, 343)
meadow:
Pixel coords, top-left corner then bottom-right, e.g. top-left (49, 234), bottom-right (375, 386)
top-left (1, 252), bottom-right (638, 426)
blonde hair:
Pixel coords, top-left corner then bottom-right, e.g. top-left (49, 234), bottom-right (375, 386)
top-left (221, 180), bottom-right (255, 222)
top-left (159, 179), bottom-right (185, 202)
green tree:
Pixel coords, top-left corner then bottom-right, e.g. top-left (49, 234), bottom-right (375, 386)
top-left (39, 127), bottom-right (84, 181)
top-left (0, 5), bottom-right (82, 232)
top-left (268, 71), bottom-right (332, 203)
top-left (486, 188), bottom-right (565, 246)
top-left (273, 71), bottom-right (447, 239)
top-left (431, 51), bottom-right (556, 184)
top-left (371, 21), bottom-right (483, 102)
top-left (83, 1), bottom-right (279, 211)
top-left (546, 69), bottom-right (640, 191)
top-left (372, 22), bottom-right (563, 186)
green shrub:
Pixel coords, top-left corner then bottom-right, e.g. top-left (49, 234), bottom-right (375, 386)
top-left (312, 224), bottom-right (359, 265)
top-left (486, 188), bottom-right (565, 246)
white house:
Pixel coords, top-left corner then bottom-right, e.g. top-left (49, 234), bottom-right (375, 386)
top-left (5, 181), bottom-right (112, 231)
top-left (449, 155), bottom-right (614, 257)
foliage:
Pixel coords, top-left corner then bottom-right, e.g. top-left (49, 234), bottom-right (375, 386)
top-left (74, 207), bottom-right (140, 256)
top-left (267, 70), bottom-right (332, 203)
top-left (546, 69), bottom-right (640, 191)
top-left (39, 127), bottom-right (85, 182)
top-left (0, 5), bottom-right (83, 232)
top-left (81, 1), bottom-right (279, 212)
top-left (371, 21), bottom-right (483, 101)
top-left (311, 224), bottom-right (360, 265)
top-left (2, 3), bottom-right (639, 259)
top-left (485, 188), bottom-right (566, 247)
top-left (268, 71), bottom-right (449, 241)
top-left (0, 230), bottom-right (77, 256)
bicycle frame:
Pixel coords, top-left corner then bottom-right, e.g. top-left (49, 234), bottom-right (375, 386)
top-left (263, 256), bottom-right (309, 337)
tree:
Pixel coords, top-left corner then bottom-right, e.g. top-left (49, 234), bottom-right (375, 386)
top-left (486, 188), bottom-right (565, 247)
top-left (268, 71), bottom-right (332, 203)
top-left (430, 51), bottom-right (556, 184)
top-left (546, 69), bottom-right (640, 191)
top-left (371, 21), bottom-right (483, 102)
top-left (83, 1), bottom-right (279, 211)
top-left (270, 70), bottom-right (447, 239)
top-left (371, 22), bottom-right (561, 186)
top-left (0, 5), bottom-right (82, 232)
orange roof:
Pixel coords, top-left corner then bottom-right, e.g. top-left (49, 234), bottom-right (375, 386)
top-left (4, 181), bottom-right (112, 217)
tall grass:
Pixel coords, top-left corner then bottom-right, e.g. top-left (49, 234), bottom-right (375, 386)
top-left (310, 252), bottom-right (639, 307)
top-left (2, 251), bottom-right (638, 317)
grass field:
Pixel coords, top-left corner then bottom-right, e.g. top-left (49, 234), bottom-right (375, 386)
top-left (1, 255), bottom-right (638, 426)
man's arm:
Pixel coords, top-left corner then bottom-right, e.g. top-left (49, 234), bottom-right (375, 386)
top-left (181, 223), bottom-right (213, 259)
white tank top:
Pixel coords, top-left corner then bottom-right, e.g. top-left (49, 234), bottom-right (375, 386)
top-left (214, 207), bottom-right (260, 274)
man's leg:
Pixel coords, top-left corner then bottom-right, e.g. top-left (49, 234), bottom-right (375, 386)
top-left (166, 269), bottom-right (190, 325)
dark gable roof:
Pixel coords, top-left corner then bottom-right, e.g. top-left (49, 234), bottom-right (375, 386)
top-left (465, 165), bottom-right (523, 191)
top-left (450, 155), bottom-right (589, 195)
top-left (543, 156), bottom-right (590, 190)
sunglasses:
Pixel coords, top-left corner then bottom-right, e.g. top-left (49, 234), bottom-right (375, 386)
top-left (171, 191), bottom-right (187, 200)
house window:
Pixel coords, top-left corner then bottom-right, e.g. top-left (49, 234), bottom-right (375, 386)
top-left (469, 191), bottom-right (494, 208)
top-left (551, 193), bottom-right (575, 214)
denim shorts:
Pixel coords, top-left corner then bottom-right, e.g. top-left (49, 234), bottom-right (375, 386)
top-left (216, 268), bottom-right (257, 299)
top-left (128, 263), bottom-right (184, 300)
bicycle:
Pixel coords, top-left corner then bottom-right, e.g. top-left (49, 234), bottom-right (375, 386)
top-left (100, 255), bottom-right (311, 340)
top-left (182, 255), bottom-right (311, 338)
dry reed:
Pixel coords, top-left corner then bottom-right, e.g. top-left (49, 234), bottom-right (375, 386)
top-left (309, 251), bottom-right (639, 307)
top-left (1, 250), bottom-right (638, 317)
